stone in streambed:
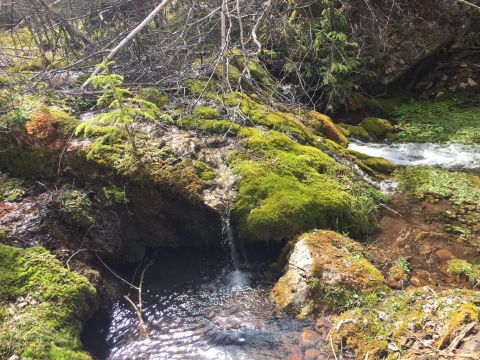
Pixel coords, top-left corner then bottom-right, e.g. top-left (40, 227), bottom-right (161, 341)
top-left (271, 230), bottom-right (389, 317)
top-left (304, 348), bottom-right (323, 360)
top-left (299, 328), bottom-right (322, 349)
top-left (435, 248), bottom-right (454, 261)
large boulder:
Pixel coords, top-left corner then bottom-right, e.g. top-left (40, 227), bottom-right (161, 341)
top-left (271, 230), bottom-right (388, 317)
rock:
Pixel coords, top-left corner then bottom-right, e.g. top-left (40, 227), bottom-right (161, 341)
top-left (409, 276), bottom-right (423, 287)
top-left (271, 231), bottom-right (388, 316)
top-left (468, 77), bottom-right (478, 87)
top-left (304, 348), bottom-right (323, 360)
top-left (300, 328), bottom-right (322, 349)
top-left (287, 347), bottom-right (303, 360)
top-left (270, 237), bottom-right (314, 316)
top-left (331, 288), bottom-right (480, 359)
top-left (435, 248), bottom-right (454, 261)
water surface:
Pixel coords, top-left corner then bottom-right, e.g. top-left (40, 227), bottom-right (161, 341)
top-left (349, 141), bottom-right (480, 169)
top-left (83, 249), bottom-right (311, 360)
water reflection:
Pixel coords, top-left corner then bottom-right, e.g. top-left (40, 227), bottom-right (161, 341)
top-left (85, 250), bottom-right (310, 360)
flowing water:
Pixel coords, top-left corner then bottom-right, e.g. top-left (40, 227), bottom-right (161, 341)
top-left (349, 141), bottom-right (480, 170)
top-left (83, 248), bottom-right (312, 360)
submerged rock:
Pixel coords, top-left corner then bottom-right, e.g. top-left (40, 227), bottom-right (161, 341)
top-left (271, 230), bottom-right (388, 317)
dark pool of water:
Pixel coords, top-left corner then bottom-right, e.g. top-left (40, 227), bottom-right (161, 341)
top-left (83, 248), bottom-right (312, 360)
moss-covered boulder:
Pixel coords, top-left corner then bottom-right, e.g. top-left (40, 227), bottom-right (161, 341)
top-left (359, 117), bottom-right (394, 140)
top-left (305, 111), bottom-right (348, 146)
top-left (331, 288), bottom-right (480, 359)
top-left (232, 130), bottom-right (353, 242)
top-left (0, 176), bottom-right (29, 202)
top-left (0, 243), bottom-right (96, 359)
top-left (57, 190), bottom-right (95, 228)
top-left (338, 123), bottom-right (371, 141)
top-left (271, 230), bottom-right (388, 317)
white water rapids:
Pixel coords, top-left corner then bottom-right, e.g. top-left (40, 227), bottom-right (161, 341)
top-left (349, 141), bottom-right (480, 170)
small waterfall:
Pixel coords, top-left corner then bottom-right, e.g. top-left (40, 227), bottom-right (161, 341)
top-left (221, 210), bottom-right (239, 269)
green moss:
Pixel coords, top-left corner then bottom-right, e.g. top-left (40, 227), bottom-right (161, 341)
top-left (338, 123), bottom-right (370, 140)
top-left (192, 105), bottom-right (220, 119)
top-left (390, 98), bottom-right (480, 144)
top-left (359, 117), bottom-right (393, 139)
top-left (135, 87), bottom-right (169, 109)
top-left (177, 115), bottom-right (241, 135)
top-left (363, 157), bottom-right (396, 175)
top-left (220, 92), bottom-right (313, 143)
top-left (448, 258), bottom-right (480, 285)
top-left (183, 78), bottom-right (220, 99)
top-left (0, 243), bottom-right (96, 359)
top-left (0, 177), bottom-right (29, 202)
top-left (194, 161), bottom-right (216, 182)
top-left (101, 186), bottom-right (128, 206)
top-left (57, 190), bottom-right (95, 228)
top-left (331, 288), bottom-right (480, 359)
top-left (231, 128), bottom-right (380, 242)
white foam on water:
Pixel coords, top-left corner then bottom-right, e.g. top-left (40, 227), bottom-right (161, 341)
top-left (349, 141), bottom-right (480, 170)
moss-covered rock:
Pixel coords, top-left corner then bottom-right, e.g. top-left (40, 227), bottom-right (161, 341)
top-left (192, 105), bottom-right (220, 119)
top-left (359, 117), bottom-right (394, 139)
top-left (331, 288), bottom-right (480, 359)
top-left (338, 123), bottom-right (371, 141)
top-left (57, 190), bottom-right (95, 228)
top-left (448, 258), bottom-right (480, 285)
top-left (271, 230), bottom-right (388, 317)
top-left (0, 243), bottom-right (96, 359)
top-left (220, 92), bottom-right (313, 143)
top-left (363, 157), bottom-right (397, 175)
top-left (0, 176), bottom-right (29, 202)
top-left (135, 87), bottom-right (169, 109)
top-left (231, 129), bottom-right (353, 242)
top-left (305, 111), bottom-right (348, 146)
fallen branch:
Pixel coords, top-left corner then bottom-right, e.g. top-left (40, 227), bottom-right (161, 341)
top-left (456, 0), bottom-right (480, 12)
top-left (81, 0), bottom-right (173, 90)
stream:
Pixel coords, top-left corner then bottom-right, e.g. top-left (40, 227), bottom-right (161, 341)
top-left (349, 140), bottom-right (480, 170)
top-left (82, 139), bottom-right (480, 360)
top-left (83, 247), bottom-right (312, 360)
